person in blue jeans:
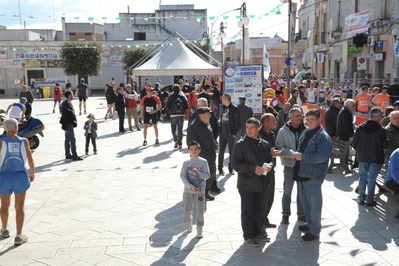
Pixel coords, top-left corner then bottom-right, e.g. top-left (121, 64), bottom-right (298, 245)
top-left (60, 90), bottom-right (83, 161)
top-left (291, 109), bottom-right (332, 241)
top-left (167, 84), bottom-right (188, 149)
top-left (352, 107), bottom-right (389, 207)
top-left (275, 107), bottom-right (306, 224)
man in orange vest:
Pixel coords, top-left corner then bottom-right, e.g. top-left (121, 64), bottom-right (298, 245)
top-left (372, 86), bottom-right (390, 111)
top-left (355, 86), bottom-right (372, 115)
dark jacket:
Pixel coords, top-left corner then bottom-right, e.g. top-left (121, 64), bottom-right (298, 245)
top-left (198, 92), bottom-right (211, 107)
top-left (238, 103), bottom-right (253, 131)
top-left (336, 107), bottom-right (354, 141)
top-left (189, 112), bottom-right (219, 140)
top-left (384, 123), bottom-right (399, 162)
top-left (220, 103), bottom-right (241, 135)
top-left (166, 93), bottom-right (188, 116)
top-left (259, 128), bottom-right (276, 165)
top-left (60, 100), bottom-right (77, 130)
top-left (231, 136), bottom-right (273, 192)
top-left (20, 91), bottom-right (34, 105)
top-left (186, 117), bottom-right (217, 171)
top-left (352, 120), bottom-right (389, 164)
top-left (276, 109), bottom-right (288, 135)
top-left (324, 105), bottom-right (341, 137)
top-left (115, 93), bottom-right (125, 112)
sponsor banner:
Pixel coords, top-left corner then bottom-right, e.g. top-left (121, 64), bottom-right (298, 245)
top-left (223, 65), bottom-right (263, 114)
top-left (30, 77), bottom-right (68, 86)
top-left (110, 56), bottom-right (123, 66)
top-left (344, 10), bottom-right (369, 38)
top-left (0, 59), bottom-right (22, 69)
top-left (14, 47), bottom-right (60, 60)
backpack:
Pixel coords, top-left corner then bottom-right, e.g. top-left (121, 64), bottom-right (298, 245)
top-left (171, 96), bottom-right (185, 115)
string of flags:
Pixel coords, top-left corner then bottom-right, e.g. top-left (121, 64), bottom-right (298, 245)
top-left (0, 3), bottom-right (285, 24)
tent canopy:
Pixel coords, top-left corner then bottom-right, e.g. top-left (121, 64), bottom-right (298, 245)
top-left (132, 37), bottom-right (221, 76)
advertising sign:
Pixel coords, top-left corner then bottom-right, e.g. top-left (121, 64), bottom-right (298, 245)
top-left (0, 59), bottom-right (22, 69)
top-left (223, 65), bottom-right (263, 115)
top-left (14, 47), bottom-right (60, 60)
top-left (344, 10), bottom-right (369, 38)
top-left (110, 56), bottom-right (123, 66)
top-left (30, 77), bottom-right (68, 86)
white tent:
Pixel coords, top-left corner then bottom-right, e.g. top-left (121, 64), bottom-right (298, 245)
top-left (132, 38), bottom-right (222, 76)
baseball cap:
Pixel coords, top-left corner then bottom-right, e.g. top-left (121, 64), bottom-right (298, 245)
top-left (393, 100), bottom-right (399, 107)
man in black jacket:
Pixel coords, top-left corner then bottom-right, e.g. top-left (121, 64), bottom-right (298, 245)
top-left (231, 117), bottom-right (273, 247)
top-left (352, 107), bottom-right (389, 207)
top-left (60, 90), bottom-right (82, 161)
top-left (324, 98), bottom-right (341, 137)
top-left (187, 107), bottom-right (218, 200)
top-left (188, 98), bottom-right (219, 142)
top-left (218, 94), bottom-right (241, 175)
top-left (236, 96), bottom-right (253, 141)
top-left (115, 87), bottom-right (126, 133)
top-left (198, 84), bottom-right (211, 107)
top-left (336, 99), bottom-right (356, 141)
top-left (167, 84), bottom-right (188, 149)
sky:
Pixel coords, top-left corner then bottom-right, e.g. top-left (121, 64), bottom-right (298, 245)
top-left (0, 0), bottom-right (300, 41)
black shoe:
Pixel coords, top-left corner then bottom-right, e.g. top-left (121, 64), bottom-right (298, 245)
top-left (72, 156), bottom-right (83, 161)
top-left (281, 215), bottom-right (289, 224)
top-left (210, 186), bottom-right (221, 193)
top-left (357, 199), bottom-right (365, 205)
top-left (301, 233), bottom-right (319, 241)
top-left (136, 128), bottom-right (141, 131)
top-left (219, 170), bottom-right (225, 175)
top-left (298, 215), bottom-right (307, 222)
top-left (229, 170), bottom-right (235, 175)
top-left (298, 225), bottom-right (310, 232)
top-left (65, 155), bottom-right (72, 160)
top-left (365, 201), bottom-right (377, 207)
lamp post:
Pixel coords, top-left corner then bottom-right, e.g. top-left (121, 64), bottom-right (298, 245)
top-left (201, 30), bottom-right (210, 60)
top-left (237, 2), bottom-right (250, 65)
top-left (391, 28), bottom-right (399, 80)
top-left (219, 22), bottom-right (227, 65)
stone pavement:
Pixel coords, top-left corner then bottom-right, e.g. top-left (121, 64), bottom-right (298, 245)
top-left (0, 96), bottom-right (398, 266)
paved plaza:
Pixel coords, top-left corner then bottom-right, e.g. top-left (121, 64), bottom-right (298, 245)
top-left (0, 96), bottom-right (398, 265)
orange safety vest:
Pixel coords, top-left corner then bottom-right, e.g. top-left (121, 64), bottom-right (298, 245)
top-left (357, 94), bottom-right (370, 113)
top-left (377, 94), bottom-right (390, 110)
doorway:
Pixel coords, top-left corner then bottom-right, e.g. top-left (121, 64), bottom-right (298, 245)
top-left (26, 69), bottom-right (44, 86)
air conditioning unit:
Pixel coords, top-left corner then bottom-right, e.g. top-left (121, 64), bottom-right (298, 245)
top-left (367, 36), bottom-right (375, 47)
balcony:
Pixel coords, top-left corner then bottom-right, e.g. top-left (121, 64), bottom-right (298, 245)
top-left (295, 30), bottom-right (308, 48)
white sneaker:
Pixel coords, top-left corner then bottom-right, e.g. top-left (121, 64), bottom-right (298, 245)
top-left (14, 234), bottom-right (28, 245)
top-left (196, 227), bottom-right (203, 238)
top-left (186, 222), bottom-right (192, 233)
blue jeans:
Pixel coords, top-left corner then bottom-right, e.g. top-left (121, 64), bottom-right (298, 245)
top-left (358, 162), bottom-right (381, 203)
top-left (298, 178), bottom-right (324, 236)
top-left (64, 125), bottom-right (77, 158)
top-left (239, 189), bottom-right (265, 240)
top-left (282, 166), bottom-right (304, 217)
top-left (170, 116), bottom-right (184, 145)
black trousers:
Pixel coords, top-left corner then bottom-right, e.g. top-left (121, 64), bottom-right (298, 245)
top-left (261, 172), bottom-right (275, 225)
top-left (85, 133), bottom-right (97, 152)
top-left (117, 110), bottom-right (125, 132)
top-left (218, 132), bottom-right (235, 172)
top-left (239, 189), bottom-right (265, 240)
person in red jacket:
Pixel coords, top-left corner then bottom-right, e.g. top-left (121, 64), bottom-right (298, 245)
top-left (52, 82), bottom-right (63, 113)
top-left (124, 84), bottom-right (140, 131)
top-left (187, 87), bottom-right (197, 116)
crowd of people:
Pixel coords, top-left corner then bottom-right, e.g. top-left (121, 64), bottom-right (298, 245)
top-left (3, 72), bottom-right (399, 249)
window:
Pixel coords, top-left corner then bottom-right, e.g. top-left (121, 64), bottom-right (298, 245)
top-left (85, 33), bottom-right (91, 36)
top-left (134, 32), bottom-right (146, 41)
top-left (69, 33), bottom-right (76, 36)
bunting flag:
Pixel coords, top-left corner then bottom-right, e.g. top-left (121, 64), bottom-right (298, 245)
top-left (28, 15), bottom-right (34, 19)
top-left (88, 17), bottom-right (94, 21)
top-left (13, 14), bottom-right (20, 17)
top-left (222, 15), bottom-right (229, 20)
top-left (195, 16), bottom-right (201, 23)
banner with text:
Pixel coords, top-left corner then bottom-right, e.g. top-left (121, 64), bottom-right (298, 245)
top-left (0, 59), bottom-right (22, 69)
top-left (14, 47), bottom-right (60, 60)
top-left (344, 10), bottom-right (369, 38)
top-left (223, 65), bottom-right (263, 115)
top-left (30, 77), bottom-right (68, 87)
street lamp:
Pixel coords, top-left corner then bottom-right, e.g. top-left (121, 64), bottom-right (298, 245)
top-left (219, 22), bottom-right (227, 65)
top-left (201, 31), bottom-right (209, 46)
top-left (237, 2), bottom-right (250, 65)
